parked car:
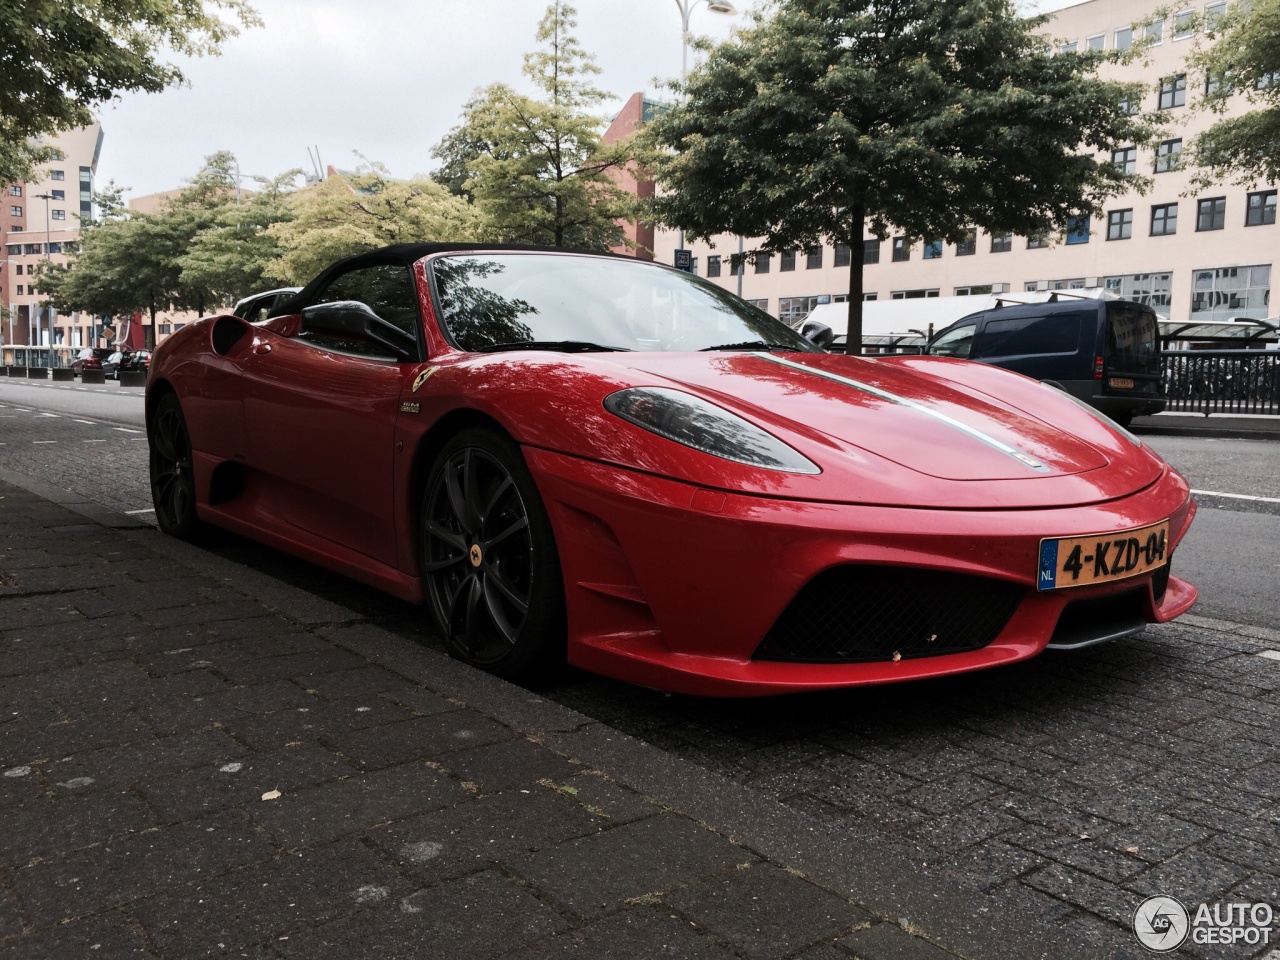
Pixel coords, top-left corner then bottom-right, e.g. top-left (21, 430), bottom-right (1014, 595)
top-left (927, 297), bottom-right (1166, 427)
top-left (233, 287), bottom-right (301, 323)
top-left (118, 350), bottom-right (152, 375)
top-left (71, 347), bottom-right (112, 376)
top-left (103, 350), bottom-right (131, 379)
top-left (146, 244), bottom-right (1197, 696)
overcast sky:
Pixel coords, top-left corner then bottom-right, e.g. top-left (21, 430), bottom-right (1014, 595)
top-left (92, 0), bottom-right (1082, 200)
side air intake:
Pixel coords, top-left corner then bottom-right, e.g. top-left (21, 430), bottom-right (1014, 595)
top-left (212, 316), bottom-right (248, 356)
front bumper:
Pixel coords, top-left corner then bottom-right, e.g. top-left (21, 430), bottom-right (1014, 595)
top-left (526, 448), bottom-right (1197, 697)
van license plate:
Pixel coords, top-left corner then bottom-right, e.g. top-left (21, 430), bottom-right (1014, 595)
top-left (1038, 521), bottom-right (1169, 590)
top-left (1109, 377), bottom-right (1134, 389)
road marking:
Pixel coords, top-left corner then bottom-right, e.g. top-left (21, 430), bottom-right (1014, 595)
top-left (73, 419), bottom-right (94, 424)
top-left (32, 440), bottom-right (56, 444)
top-left (84, 439), bottom-right (107, 443)
top-left (38, 412), bottom-right (59, 417)
top-left (1258, 651), bottom-right (1280, 662)
top-left (1190, 489), bottom-right (1280, 505)
top-left (112, 427), bottom-right (142, 434)
top-left (125, 508), bottom-right (156, 515)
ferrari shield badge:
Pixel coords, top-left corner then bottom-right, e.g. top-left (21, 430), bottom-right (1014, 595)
top-left (412, 366), bottom-right (440, 392)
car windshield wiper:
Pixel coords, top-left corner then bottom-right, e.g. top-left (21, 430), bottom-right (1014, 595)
top-left (700, 341), bottom-right (799, 352)
top-left (474, 340), bottom-right (631, 353)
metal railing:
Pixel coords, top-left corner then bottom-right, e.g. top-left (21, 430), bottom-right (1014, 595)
top-left (1162, 350), bottom-right (1280, 416)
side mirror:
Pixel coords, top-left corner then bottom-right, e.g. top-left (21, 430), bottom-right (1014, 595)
top-left (300, 300), bottom-right (415, 359)
top-left (799, 319), bottom-right (835, 349)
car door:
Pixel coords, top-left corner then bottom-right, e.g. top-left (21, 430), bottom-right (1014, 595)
top-left (240, 261), bottom-right (421, 566)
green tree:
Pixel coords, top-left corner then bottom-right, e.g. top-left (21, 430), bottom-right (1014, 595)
top-left (264, 164), bottom-right (488, 284)
top-left (1187, 0), bottom-right (1280, 186)
top-left (433, 2), bottom-right (634, 249)
top-left (178, 170), bottom-right (299, 303)
top-left (0, 0), bottom-right (260, 184)
top-left (641, 0), bottom-right (1162, 352)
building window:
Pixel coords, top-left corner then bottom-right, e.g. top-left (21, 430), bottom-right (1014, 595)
top-left (862, 239), bottom-right (880, 264)
top-left (990, 234), bottom-right (1012, 253)
top-left (1113, 146), bottom-right (1137, 173)
top-left (892, 237), bottom-right (909, 261)
top-left (1205, 70), bottom-right (1233, 97)
top-left (47, 242), bottom-right (62, 254)
top-left (1117, 95), bottom-right (1139, 115)
top-left (1205, 1), bottom-right (1227, 28)
top-left (1144, 18), bottom-right (1164, 45)
top-left (1158, 74), bottom-right (1186, 109)
top-left (1192, 265), bottom-right (1271, 321)
top-left (1051, 278), bottom-right (1087, 290)
top-left (923, 239), bottom-right (942, 259)
top-left (729, 254), bottom-right (744, 276)
top-left (1107, 209), bottom-right (1133, 240)
top-left (8, 186), bottom-right (19, 197)
top-left (805, 246), bottom-right (823, 269)
top-left (51, 210), bottom-right (65, 220)
top-left (1154, 138), bottom-right (1183, 172)
top-left (955, 229), bottom-right (976, 256)
top-left (24, 243), bottom-right (40, 254)
top-left (779, 249), bottom-right (796, 272)
top-left (1173, 10), bottom-right (1195, 39)
top-left (15, 285), bottom-right (23, 295)
top-left (1258, 73), bottom-right (1280, 91)
top-left (1065, 216), bottom-right (1090, 244)
top-left (833, 242), bottom-right (851, 267)
top-left (746, 298), bottom-right (769, 312)
top-left (1059, 41), bottom-right (1078, 54)
top-left (1196, 197), bottom-right (1226, 231)
top-left (754, 252), bottom-right (771, 274)
top-left (890, 289), bottom-right (940, 299)
top-left (1027, 236), bottom-right (1049, 249)
top-left (50, 170), bottom-right (65, 181)
top-left (14, 264), bottom-right (22, 276)
top-left (9, 206), bottom-right (21, 217)
top-left (779, 296), bottom-right (823, 324)
top-left (1086, 33), bottom-right (1105, 50)
top-left (1114, 26), bottom-right (1133, 50)
top-left (1104, 273), bottom-right (1173, 315)
top-left (1151, 203), bottom-right (1178, 235)
top-left (1246, 190), bottom-right (1277, 226)
top-left (863, 292), bottom-right (878, 301)
top-left (50, 190), bottom-right (64, 201)
top-left (706, 254), bottom-right (721, 277)
top-left (955, 284), bottom-right (995, 296)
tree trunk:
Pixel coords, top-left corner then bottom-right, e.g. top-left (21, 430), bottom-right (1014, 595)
top-left (147, 303), bottom-right (157, 350)
top-left (843, 203), bottom-right (866, 356)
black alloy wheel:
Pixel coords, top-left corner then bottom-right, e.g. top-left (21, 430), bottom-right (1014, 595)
top-left (149, 392), bottom-right (202, 539)
top-left (421, 428), bottom-right (565, 681)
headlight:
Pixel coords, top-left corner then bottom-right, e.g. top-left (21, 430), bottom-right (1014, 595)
top-left (604, 387), bottom-right (820, 474)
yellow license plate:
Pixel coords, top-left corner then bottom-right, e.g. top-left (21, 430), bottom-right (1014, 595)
top-left (1109, 377), bottom-right (1134, 389)
top-left (1038, 521), bottom-right (1169, 590)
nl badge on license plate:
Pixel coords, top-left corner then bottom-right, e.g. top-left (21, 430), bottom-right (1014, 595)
top-left (1038, 521), bottom-right (1170, 591)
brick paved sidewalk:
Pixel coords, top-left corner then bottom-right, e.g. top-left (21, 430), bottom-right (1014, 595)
top-left (0, 478), bottom-right (1217, 960)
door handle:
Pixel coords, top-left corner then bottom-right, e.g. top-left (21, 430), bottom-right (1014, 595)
top-left (252, 341), bottom-right (272, 355)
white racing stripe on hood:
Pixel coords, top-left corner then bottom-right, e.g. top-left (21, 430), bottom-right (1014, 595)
top-left (755, 353), bottom-right (1050, 473)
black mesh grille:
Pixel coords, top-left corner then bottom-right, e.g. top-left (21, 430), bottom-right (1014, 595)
top-left (212, 316), bottom-right (248, 356)
top-left (755, 566), bottom-right (1023, 663)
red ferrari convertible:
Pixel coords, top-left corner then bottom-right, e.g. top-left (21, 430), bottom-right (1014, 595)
top-left (146, 244), bottom-right (1197, 696)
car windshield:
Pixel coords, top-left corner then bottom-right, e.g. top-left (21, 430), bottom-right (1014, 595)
top-left (430, 253), bottom-right (816, 353)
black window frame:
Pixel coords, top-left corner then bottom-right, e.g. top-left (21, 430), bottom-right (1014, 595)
top-left (990, 233), bottom-right (1012, 253)
top-left (862, 239), bottom-right (880, 264)
top-left (1151, 203), bottom-right (1178, 236)
top-left (1154, 138), bottom-right (1182, 173)
top-left (1196, 197), bottom-right (1226, 232)
top-left (833, 242), bottom-right (851, 267)
top-left (1107, 209), bottom-right (1133, 240)
top-left (706, 254), bottom-right (721, 278)
top-left (1246, 190), bottom-right (1277, 226)
top-left (891, 237), bottom-right (909, 261)
top-left (1158, 74), bottom-right (1187, 109)
top-left (779, 249), bottom-right (796, 272)
top-left (805, 246), bottom-right (823, 270)
top-left (955, 228), bottom-right (977, 257)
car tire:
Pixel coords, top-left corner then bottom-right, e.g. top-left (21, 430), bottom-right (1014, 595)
top-left (149, 392), bottom-right (203, 540)
top-left (421, 428), bottom-right (566, 683)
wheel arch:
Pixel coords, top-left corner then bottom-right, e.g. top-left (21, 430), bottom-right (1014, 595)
top-left (407, 409), bottom-right (517, 528)
top-left (145, 377), bottom-right (178, 433)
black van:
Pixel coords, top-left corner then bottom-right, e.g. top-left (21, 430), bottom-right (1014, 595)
top-left (926, 297), bottom-right (1165, 427)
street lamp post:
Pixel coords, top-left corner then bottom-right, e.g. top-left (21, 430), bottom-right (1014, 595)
top-left (672, 0), bottom-right (738, 263)
top-left (33, 192), bottom-right (54, 368)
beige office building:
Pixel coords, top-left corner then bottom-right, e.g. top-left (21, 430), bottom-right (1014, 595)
top-left (3, 123), bottom-right (103, 352)
top-left (651, 0), bottom-right (1276, 331)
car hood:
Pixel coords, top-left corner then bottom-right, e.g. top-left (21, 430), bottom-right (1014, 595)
top-left (466, 351), bottom-right (1169, 510)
